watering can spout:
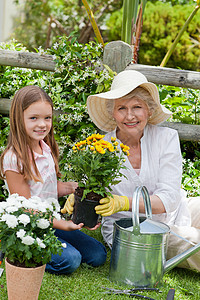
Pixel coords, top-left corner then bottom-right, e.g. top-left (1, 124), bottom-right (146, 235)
top-left (164, 242), bottom-right (200, 273)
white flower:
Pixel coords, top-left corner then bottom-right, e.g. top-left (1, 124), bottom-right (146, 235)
top-left (36, 238), bottom-right (46, 249)
top-left (30, 195), bottom-right (41, 202)
top-left (37, 218), bottom-right (50, 229)
top-left (5, 206), bottom-right (18, 213)
top-left (0, 201), bottom-right (8, 210)
top-left (16, 229), bottom-right (26, 239)
top-left (22, 199), bottom-right (37, 210)
top-left (2, 214), bottom-right (18, 228)
top-left (8, 193), bottom-right (19, 199)
top-left (53, 212), bottom-right (61, 220)
top-left (7, 197), bottom-right (19, 206)
top-left (53, 42), bottom-right (59, 50)
top-left (38, 203), bottom-right (47, 213)
top-left (46, 198), bottom-right (60, 212)
top-left (22, 235), bottom-right (35, 245)
top-left (62, 243), bottom-right (67, 248)
top-left (18, 214), bottom-right (30, 226)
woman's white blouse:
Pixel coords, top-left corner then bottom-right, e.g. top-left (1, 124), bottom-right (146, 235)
top-left (102, 124), bottom-right (191, 245)
top-left (3, 140), bottom-right (58, 200)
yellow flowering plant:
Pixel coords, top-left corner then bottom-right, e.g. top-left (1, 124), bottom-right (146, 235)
top-left (67, 133), bottom-right (130, 200)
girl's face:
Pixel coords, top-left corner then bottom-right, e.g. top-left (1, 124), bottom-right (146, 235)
top-left (23, 100), bottom-right (52, 147)
top-left (113, 97), bottom-right (151, 139)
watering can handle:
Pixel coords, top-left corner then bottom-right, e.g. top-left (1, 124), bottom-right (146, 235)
top-left (132, 186), bottom-right (152, 234)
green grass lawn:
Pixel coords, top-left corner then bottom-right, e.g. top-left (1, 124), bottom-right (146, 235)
top-left (1, 227), bottom-right (200, 299)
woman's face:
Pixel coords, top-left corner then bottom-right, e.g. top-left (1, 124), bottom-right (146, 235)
top-left (113, 97), bottom-right (151, 139)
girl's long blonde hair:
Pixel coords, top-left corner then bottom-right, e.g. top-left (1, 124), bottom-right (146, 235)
top-left (0, 85), bottom-right (60, 182)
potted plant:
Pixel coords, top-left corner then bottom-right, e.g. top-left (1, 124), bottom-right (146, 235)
top-left (66, 133), bottom-right (130, 227)
top-left (0, 193), bottom-right (62, 300)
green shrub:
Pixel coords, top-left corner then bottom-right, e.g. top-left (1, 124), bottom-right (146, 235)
top-left (106, 2), bottom-right (200, 71)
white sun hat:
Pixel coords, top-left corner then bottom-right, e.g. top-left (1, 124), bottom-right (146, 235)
top-left (87, 70), bottom-right (172, 132)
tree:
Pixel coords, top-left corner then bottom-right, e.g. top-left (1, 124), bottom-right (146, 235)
top-left (12, 0), bottom-right (122, 51)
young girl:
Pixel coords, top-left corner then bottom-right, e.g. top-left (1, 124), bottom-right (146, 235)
top-left (0, 85), bottom-right (107, 274)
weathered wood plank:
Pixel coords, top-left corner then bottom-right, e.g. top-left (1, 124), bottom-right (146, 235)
top-left (159, 122), bottom-right (200, 142)
top-left (0, 98), bottom-right (62, 116)
top-left (1, 46), bottom-right (200, 89)
top-left (0, 98), bottom-right (199, 141)
top-left (0, 50), bottom-right (56, 71)
top-left (103, 41), bottom-right (133, 74)
top-left (126, 64), bottom-right (200, 89)
top-left (0, 98), bottom-right (12, 114)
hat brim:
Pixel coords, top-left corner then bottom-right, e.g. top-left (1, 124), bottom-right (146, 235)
top-left (87, 81), bottom-right (172, 132)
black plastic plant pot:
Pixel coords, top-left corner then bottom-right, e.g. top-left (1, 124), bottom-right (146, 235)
top-left (72, 194), bottom-right (100, 228)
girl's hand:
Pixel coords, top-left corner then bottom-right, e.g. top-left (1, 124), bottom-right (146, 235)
top-left (84, 222), bottom-right (101, 231)
top-left (53, 218), bottom-right (83, 231)
top-left (57, 181), bottom-right (78, 197)
top-left (66, 220), bottom-right (84, 231)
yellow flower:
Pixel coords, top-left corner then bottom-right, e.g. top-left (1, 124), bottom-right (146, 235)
top-left (114, 141), bottom-right (118, 146)
top-left (90, 146), bottom-right (95, 151)
top-left (120, 143), bottom-right (130, 151)
top-left (93, 133), bottom-right (105, 140)
top-left (111, 137), bottom-right (116, 142)
top-left (96, 145), bottom-right (103, 153)
top-left (124, 150), bottom-right (130, 156)
top-left (108, 146), bottom-right (114, 152)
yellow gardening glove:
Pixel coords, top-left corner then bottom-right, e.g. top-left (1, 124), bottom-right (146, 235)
top-left (61, 194), bottom-right (75, 215)
top-left (95, 194), bottom-right (129, 217)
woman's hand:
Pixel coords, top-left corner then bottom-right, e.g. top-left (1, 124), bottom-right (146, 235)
top-left (95, 194), bottom-right (129, 216)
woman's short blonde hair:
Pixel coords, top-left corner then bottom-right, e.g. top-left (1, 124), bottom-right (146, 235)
top-left (106, 87), bottom-right (158, 115)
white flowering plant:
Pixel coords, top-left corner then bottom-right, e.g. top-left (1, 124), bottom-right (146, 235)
top-left (0, 194), bottom-right (63, 268)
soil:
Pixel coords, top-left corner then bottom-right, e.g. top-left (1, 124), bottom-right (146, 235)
top-left (74, 187), bottom-right (103, 202)
top-left (7, 258), bottom-right (43, 268)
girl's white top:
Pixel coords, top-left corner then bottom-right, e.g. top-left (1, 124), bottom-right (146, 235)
top-left (3, 140), bottom-right (58, 200)
top-left (102, 124), bottom-right (191, 245)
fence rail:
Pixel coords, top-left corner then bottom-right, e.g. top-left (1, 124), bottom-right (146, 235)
top-left (0, 41), bottom-right (200, 141)
top-left (0, 50), bottom-right (55, 71)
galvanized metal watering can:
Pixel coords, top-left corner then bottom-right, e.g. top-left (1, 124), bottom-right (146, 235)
top-left (109, 186), bottom-right (200, 287)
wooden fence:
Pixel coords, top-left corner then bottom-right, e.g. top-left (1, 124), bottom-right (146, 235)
top-left (0, 40), bottom-right (200, 141)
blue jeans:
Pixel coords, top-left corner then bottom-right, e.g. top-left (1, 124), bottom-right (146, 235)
top-left (45, 229), bottom-right (107, 274)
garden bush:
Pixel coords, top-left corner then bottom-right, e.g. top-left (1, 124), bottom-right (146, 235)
top-left (106, 2), bottom-right (200, 71)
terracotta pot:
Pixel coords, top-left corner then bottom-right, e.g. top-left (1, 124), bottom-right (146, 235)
top-left (5, 258), bottom-right (46, 300)
top-left (72, 194), bottom-right (100, 228)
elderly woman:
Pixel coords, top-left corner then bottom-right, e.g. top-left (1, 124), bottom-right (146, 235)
top-left (63, 70), bottom-right (200, 270)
